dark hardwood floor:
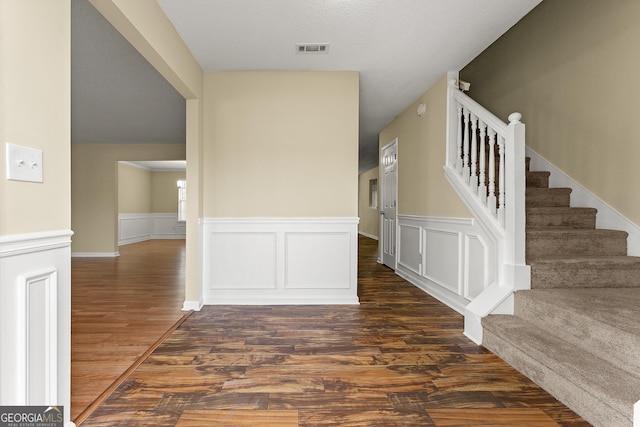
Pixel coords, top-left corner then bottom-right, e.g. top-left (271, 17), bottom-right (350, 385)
top-left (78, 237), bottom-right (590, 426)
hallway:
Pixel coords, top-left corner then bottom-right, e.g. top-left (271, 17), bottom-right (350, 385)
top-left (75, 237), bottom-right (589, 426)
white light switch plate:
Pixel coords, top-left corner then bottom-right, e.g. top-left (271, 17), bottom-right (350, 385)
top-left (6, 143), bottom-right (43, 183)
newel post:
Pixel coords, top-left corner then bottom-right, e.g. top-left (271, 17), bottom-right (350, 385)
top-left (504, 112), bottom-right (530, 290)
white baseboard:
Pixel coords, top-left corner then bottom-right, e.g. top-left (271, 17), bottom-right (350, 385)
top-left (201, 217), bottom-right (360, 305)
top-left (72, 252), bottom-right (119, 258)
top-left (182, 300), bottom-right (203, 311)
top-left (358, 231), bottom-right (379, 240)
top-left (527, 147), bottom-right (640, 256)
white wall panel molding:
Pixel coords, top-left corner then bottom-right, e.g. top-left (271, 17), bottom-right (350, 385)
top-left (0, 230), bottom-right (72, 419)
top-left (119, 213), bottom-right (152, 245)
top-left (201, 218), bottom-right (359, 305)
top-left (151, 213), bottom-right (186, 239)
top-left (118, 213), bottom-right (186, 246)
top-left (396, 215), bottom-right (496, 316)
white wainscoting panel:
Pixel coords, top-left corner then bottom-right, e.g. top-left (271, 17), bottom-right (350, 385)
top-left (119, 213), bottom-right (151, 245)
top-left (0, 230), bottom-right (72, 426)
top-left (210, 232), bottom-right (277, 289)
top-left (285, 232), bottom-right (350, 289)
top-left (118, 213), bottom-right (186, 246)
top-left (398, 224), bottom-right (422, 275)
top-left (152, 214), bottom-right (186, 239)
top-left (201, 218), bottom-right (359, 305)
top-left (22, 269), bottom-right (58, 405)
top-left (424, 228), bottom-right (460, 294)
top-left (395, 216), bottom-right (496, 315)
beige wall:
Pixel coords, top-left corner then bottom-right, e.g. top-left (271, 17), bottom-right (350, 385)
top-left (379, 75), bottom-right (470, 218)
top-left (203, 71), bottom-right (359, 218)
top-left (461, 0), bottom-right (640, 226)
top-left (72, 143), bottom-right (185, 253)
top-left (118, 163), bottom-right (151, 213)
top-left (0, 1), bottom-right (71, 235)
top-left (151, 170), bottom-right (185, 213)
top-left (358, 167), bottom-right (380, 238)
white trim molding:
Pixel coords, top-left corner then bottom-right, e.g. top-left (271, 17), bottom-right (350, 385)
top-left (395, 215), bottom-right (497, 317)
top-left (182, 300), bottom-right (203, 311)
top-left (71, 251), bottom-right (120, 258)
top-left (201, 217), bottom-right (360, 305)
top-left (0, 230), bottom-right (73, 426)
top-left (358, 231), bottom-right (379, 240)
top-left (527, 147), bottom-right (640, 256)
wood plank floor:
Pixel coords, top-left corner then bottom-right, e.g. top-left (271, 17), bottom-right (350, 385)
top-left (79, 237), bottom-right (591, 426)
top-left (71, 240), bottom-right (188, 423)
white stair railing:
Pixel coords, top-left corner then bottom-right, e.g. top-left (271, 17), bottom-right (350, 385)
top-left (444, 77), bottom-right (529, 344)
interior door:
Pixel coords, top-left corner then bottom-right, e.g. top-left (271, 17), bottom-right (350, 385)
top-left (381, 139), bottom-right (398, 269)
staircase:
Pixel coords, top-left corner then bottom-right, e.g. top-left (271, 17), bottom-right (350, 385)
top-left (482, 158), bottom-right (640, 427)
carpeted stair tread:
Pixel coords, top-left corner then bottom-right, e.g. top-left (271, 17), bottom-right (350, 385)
top-left (515, 288), bottom-right (640, 373)
top-left (526, 207), bottom-right (597, 230)
top-left (483, 315), bottom-right (640, 427)
top-left (530, 255), bottom-right (640, 288)
top-left (526, 187), bottom-right (571, 207)
top-left (526, 229), bottom-right (628, 260)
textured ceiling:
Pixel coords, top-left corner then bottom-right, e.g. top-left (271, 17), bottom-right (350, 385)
top-left (72, 0), bottom-right (542, 172)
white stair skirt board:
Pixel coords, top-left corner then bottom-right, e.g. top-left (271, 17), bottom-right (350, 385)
top-left (201, 218), bottom-right (359, 305)
top-left (527, 147), bottom-right (640, 256)
top-left (0, 230), bottom-right (73, 427)
top-left (395, 215), bottom-right (497, 319)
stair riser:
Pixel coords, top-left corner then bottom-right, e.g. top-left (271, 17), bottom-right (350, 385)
top-left (514, 293), bottom-right (640, 374)
top-left (526, 234), bottom-right (627, 259)
top-left (526, 212), bottom-right (596, 229)
top-left (482, 327), bottom-right (632, 427)
top-left (531, 263), bottom-right (640, 289)
top-left (526, 189), bottom-right (571, 207)
top-left (526, 172), bottom-right (550, 188)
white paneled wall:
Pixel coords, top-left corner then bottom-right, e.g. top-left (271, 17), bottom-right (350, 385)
top-left (0, 231), bottom-right (72, 419)
top-left (118, 213), bottom-right (186, 246)
top-left (396, 215), bottom-right (495, 314)
top-left (200, 218), bottom-right (359, 305)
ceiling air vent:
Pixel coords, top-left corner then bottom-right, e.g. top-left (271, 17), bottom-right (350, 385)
top-left (296, 43), bottom-right (330, 54)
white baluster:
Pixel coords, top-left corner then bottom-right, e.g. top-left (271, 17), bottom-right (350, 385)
top-left (497, 134), bottom-right (506, 226)
top-left (470, 114), bottom-right (478, 191)
top-left (462, 108), bottom-right (470, 182)
top-left (487, 128), bottom-right (497, 216)
top-left (456, 103), bottom-right (463, 174)
top-left (477, 120), bottom-right (487, 204)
